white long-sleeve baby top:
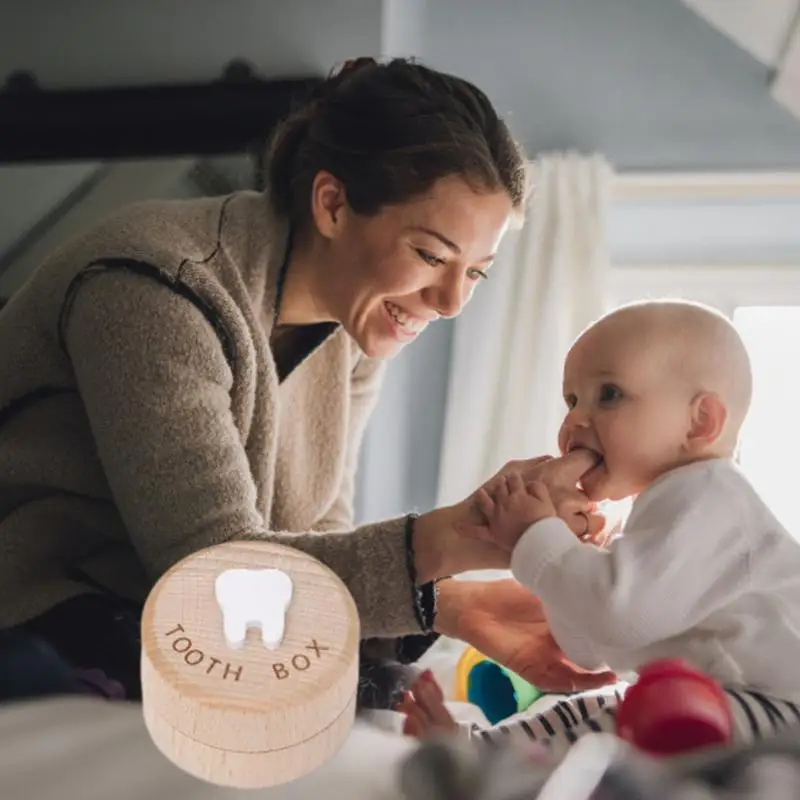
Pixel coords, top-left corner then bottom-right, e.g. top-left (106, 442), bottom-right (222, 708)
top-left (511, 459), bottom-right (800, 700)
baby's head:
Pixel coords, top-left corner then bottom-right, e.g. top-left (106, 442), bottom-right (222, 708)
top-left (558, 299), bottom-right (752, 502)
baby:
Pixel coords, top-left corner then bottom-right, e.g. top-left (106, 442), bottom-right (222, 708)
top-left (400, 299), bottom-right (800, 757)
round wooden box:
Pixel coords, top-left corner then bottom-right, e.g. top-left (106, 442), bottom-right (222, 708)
top-left (140, 540), bottom-right (360, 789)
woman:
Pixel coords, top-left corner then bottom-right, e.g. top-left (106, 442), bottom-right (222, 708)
top-left (0, 57), bottom-right (610, 706)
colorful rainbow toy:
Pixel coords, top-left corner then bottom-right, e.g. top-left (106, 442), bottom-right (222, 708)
top-left (454, 646), bottom-right (543, 724)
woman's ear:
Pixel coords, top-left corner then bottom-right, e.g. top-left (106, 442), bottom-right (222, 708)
top-left (309, 171), bottom-right (349, 240)
top-left (685, 392), bottom-right (728, 453)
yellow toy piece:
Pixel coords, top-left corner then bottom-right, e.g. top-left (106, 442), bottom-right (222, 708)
top-left (454, 645), bottom-right (488, 702)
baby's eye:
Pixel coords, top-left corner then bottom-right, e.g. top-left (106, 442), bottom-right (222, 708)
top-left (598, 384), bottom-right (623, 404)
top-left (564, 393), bottom-right (577, 409)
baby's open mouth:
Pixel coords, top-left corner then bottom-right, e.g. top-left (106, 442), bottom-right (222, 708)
top-left (567, 444), bottom-right (605, 488)
top-left (567, 443), bottom-right (604, 465)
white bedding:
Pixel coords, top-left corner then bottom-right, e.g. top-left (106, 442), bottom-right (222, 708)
top-left (0, 696), bottom-right (417, 800)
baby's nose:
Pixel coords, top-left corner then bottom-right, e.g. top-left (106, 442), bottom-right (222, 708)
top-left (565, 407), bottom-right (591, 429)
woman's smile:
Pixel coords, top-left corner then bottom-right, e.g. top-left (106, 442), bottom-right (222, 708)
top-left (383, 300), bottom-right (431, 340)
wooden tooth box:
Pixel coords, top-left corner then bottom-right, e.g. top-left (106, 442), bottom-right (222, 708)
top-left (140, 540), bottom-right (360, 788)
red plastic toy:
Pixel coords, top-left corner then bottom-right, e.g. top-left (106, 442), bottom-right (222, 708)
top-left (616, 658), bottom-right (733, 756)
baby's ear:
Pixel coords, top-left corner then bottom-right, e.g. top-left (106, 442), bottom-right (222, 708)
top-left (686, 392), bottom-right (727, 451)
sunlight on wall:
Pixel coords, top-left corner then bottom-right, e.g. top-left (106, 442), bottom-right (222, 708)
top-left (734, 306), bottom-right (800, 536)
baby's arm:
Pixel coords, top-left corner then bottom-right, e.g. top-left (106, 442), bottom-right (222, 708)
top-left (510, 467), bottom-right (750, 658)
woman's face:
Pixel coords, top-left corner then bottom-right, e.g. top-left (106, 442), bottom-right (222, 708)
top-left (312, 173), bottom-right (514, 359)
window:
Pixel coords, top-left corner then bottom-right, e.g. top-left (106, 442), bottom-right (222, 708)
top-left (606, 173), bottom-right (800, 537)
top-left (734, 306), bottom-right (800, 534)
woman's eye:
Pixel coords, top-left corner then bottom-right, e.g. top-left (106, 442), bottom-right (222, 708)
top-left (564, 393), bottom-right (577, 409)
top-left (466, 267), bottom-right (489, 281)
top-left (599, 384), bottom-right (623, 404)
top-left (416, 248), bottom-right (446, 267)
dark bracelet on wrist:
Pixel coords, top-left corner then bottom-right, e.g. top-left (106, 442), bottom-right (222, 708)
top-left (404, 512), bottom-right (439, 634)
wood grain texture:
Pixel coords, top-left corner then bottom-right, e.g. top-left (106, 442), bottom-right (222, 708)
top-left (140, 540), bottom-right (360, 788)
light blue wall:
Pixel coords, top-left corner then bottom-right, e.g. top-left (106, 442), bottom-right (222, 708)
top-left (0, 0), bottom-right (384, 88)
top-left (423, 0), bottom-right (800, 170)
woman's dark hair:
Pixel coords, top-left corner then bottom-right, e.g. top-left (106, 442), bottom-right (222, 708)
top-left (265, 57), bottom-right (526, 225)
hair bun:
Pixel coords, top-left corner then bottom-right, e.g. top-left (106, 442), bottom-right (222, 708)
top-left (308, 56), bottom-right (377, 103)
top-left (334, 56), bottom-right (378, 78)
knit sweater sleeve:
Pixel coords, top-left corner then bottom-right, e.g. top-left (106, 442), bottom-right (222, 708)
top-left (61, 268), bottom-right (420, 639)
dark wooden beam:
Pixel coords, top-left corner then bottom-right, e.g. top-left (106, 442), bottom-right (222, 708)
top-left (0, 63), bottom-right (322, 163)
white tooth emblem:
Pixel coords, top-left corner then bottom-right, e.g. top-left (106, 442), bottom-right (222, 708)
top-left (214, 568), bottom-right (293, 650)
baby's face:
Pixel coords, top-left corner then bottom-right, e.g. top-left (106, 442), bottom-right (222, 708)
top-left (558, 322), bottom-right (694, 502)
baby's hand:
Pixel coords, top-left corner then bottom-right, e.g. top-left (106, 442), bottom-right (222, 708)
top-left (397, 670), bottom-right (458, 739)
top-left (474, 473), bottom-right (557, 552)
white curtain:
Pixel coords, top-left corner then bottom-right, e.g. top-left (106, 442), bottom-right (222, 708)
top-left (436, 152), bottom-right (615, 508)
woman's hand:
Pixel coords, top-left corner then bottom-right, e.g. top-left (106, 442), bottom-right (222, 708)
top-left (435, 578), bottom-right (617, 693)
top-left (411, 450), bottom-right (608, 583)
top-left (477, 450), bottom-right (603, 537)
top-left (453, 450), bottom-right (607, 561)
top-left (472, 474), bottom-right (559, 553)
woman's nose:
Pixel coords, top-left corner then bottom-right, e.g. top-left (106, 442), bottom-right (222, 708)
top-left (429, 274), bottom-right (469, 318)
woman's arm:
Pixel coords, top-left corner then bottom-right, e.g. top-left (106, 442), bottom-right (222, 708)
top-left (62, 268), bottom-right (453, 640)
